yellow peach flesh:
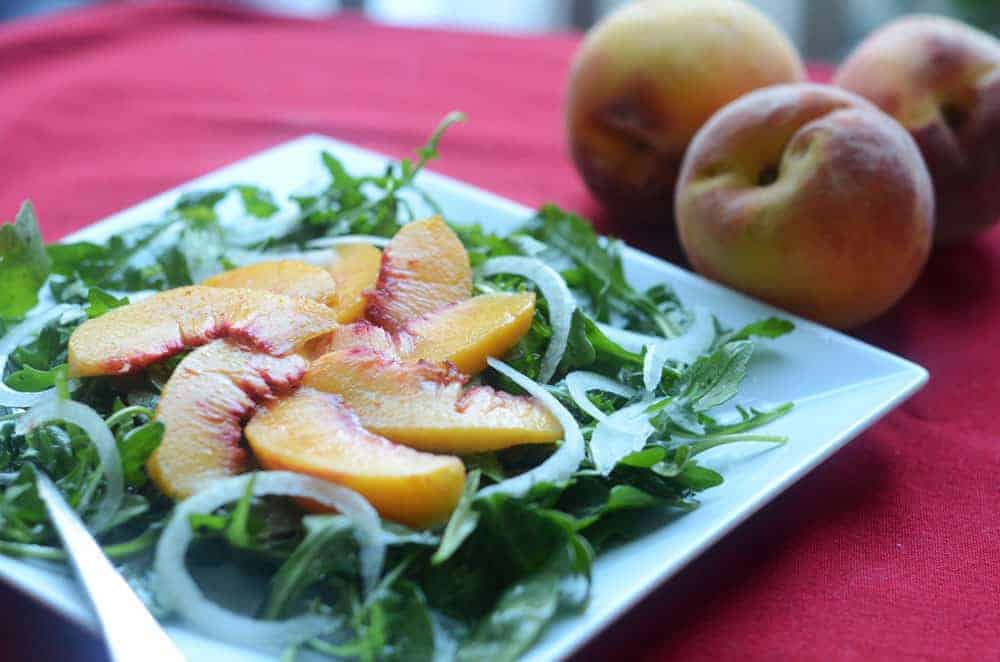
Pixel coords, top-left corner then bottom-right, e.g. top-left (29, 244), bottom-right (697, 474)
top-left (245, 387), bottom-right (465, 528)
top-left (325, 243), bottom-right (383, 323)
top-left (201, 260), bottom-right (338, 307)
top-left (304, 349), bottom-right (562, 454)
top-left (67, 286), bottom-right (339, 377)
top-left (399, 292), bottom-right (536, 375)
top-left (365, 216), bottom-right (472, 331)
top-left (147, 340), bottom-right (307, 499)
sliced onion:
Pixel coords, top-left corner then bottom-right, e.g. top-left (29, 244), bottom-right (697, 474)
top-left (508, 235), bottom-right (549, 257)
top-left (565, 371), bottom-right (636, 422)
top-left (589, 401), bottom-right (656, 475)
top-left (306, 235), bottom-right (390, 249)
top-left (480, 256), bottom-right (575, 384)
top-left (480, 359), bottom-right (584, 498)
top-left (154, 471), bottom-right (385, 648)
top-left (17, 397), bottom-right (123, 533)
top-left (0, 305), bottom-right (78, 408)
top-left (602, 306), bottom-right (716, 391)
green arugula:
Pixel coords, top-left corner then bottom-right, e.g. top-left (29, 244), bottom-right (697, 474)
top-left (0, 113), bottom-right (797, 662)
top-left (0, 202), bottom-right (51, 319)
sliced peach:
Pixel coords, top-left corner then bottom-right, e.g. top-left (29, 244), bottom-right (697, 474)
top-left (398, 292), bottom-right (536, 374)
top-left (307, 321), bottom-right (399, 360)
top-left (67, 286), bottom-right (339, 377)
top-left (246, 387), bottom-right (465, 528)
top-left (304, 349), bottom-right (562, 454)
top-left (365, 216), bottom-right (472, 332)
top-left (325, 243), bottom-right (382, 323)
top-left (147, 340), bottom-right (307, 499)
top-left (202, 260), bottom-right (338, 307)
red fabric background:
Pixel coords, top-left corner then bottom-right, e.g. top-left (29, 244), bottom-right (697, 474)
top-left (1, 3), bottom-right (997, 660)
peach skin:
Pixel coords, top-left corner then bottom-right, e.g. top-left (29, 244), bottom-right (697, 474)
top-left (565, 0), bottom-right (804, 227)
top-left (675, 84), bottom-right (934, 329)
top-left (835, 15), bottom-right (1000, 244)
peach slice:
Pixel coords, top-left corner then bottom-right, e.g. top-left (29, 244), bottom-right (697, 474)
top-left (304, 349), bottom-right (562, 454)
top-left (67, 286), bottom-right (339, 377)
top-left (398, 292), bottom-right (536, 374)
top-left (365, 216), bottom-right (472, 332)
top-left (245, 387), bottom-right (466, 528)
top-left (325, 243), bottom-right (382, 323)
top-left (307, 321), bottom-right (399, 360)
top-left (147, 340), bottom-right (307, 499)
top-left (201, 260), bottom-right (338, 307)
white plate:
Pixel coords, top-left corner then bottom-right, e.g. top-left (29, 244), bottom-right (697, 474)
top-left (0, 135), bottom-right (928, 661)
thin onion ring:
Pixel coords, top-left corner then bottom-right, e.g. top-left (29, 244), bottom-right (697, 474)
top-left (154, 471), bottom-right (385, 648)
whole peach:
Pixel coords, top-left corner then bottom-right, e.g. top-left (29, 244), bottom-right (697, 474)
top-left (565, 0), bottom-right (804, 226)
top-left (835, 15), bottom-right (1000, 244)
top-left (675, 84), bottom-right (934, 329)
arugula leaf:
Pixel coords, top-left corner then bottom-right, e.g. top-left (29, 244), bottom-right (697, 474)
top-left (677, 340), bottom-right (754, 412)
top-left (116, 422), bottom-right (162, 488)
top-left (432, 470), bottom-right (481, 565)
top-left (236, 186), bottom-right (279, 219)
top-left (263, 514), bottom-right (357, 620)
top-left (455, 544), bottom-right (587, 662)
top-left (3, 364), bottom-right (64, 392)
top-left (727, 317), bottom-right (795, 342)
top-left (0, 201), bottom-right (51, 318)
top-left (86, 288), bottom-right (129, 318)
top-left (523, 206), bottom-right (679, 337)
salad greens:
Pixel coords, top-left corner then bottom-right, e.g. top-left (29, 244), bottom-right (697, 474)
top-left (0, 113), bottom-right (793, 661)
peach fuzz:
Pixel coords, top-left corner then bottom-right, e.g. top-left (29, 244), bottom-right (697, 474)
top-left (565, 0), bottom-right (804, 226)
top-left (675, 84), bottom-right (934, 329)
top-left (835, 15), bottom-right (1000, 244)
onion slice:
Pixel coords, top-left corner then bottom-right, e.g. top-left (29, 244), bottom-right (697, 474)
top-left (0, 305), bottom-right (78, 409)
top-left (480, 256), bottom-right (575, 384)
top-left (154, 471), bottom-right (385, 648)
top-left (565, 371), bottom-right (636, 422)
top-left (589, 401), bottom-right (656, 475)
top-left (598, 306), bottom-right (716, 392)
top-left (480, 359), bottom-right (584, 498)
top-left (17, 397), bottom-right (124, 533)
top-left (306, 235), bottom-right (390, 249)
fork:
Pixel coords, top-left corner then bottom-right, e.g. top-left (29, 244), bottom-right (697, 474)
top-left (34, 471), bottom-right (186, 662)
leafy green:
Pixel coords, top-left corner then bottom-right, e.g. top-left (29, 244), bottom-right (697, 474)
top-left (522, 205), bottom-right (681, 337)
top-left (116, 422), bottom-right (162, 488)
top-left (0, 113), bottom-right (798, 661)
top-left (726, 317), bottom-right (795, 343)
top-left (0, 202), bottom-right (51, 318)
top-left (676, 340), bottom-right (754, 412)
top-left (86, 288), bottom-right (129, 318)
top-left (432, 470), bottom-right (481, 565)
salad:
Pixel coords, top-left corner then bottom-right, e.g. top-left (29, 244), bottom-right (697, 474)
top-left (0, 113), bottom-right (794, 661)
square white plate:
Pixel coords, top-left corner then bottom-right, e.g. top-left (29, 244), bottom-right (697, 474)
top-left (0, 135), bottom-right (928, 661)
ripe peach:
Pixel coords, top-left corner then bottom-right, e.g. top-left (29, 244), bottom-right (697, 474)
top-left (246, 387), bottom-right (465, 528)
top-left (675, 84), bottom-right (934, 329)
top-left (365, 217), bottom-right (472, 331)
top-left (324, 243), bottom-right (382, 323)
top-left (147, 340), bottom-right (307, 499)
top-left (201, 260), bottom-right (338, 306)
top-left (835, 15), bottom-right (1000, 244)
top-left (304, 349), bottom-right (562, 454)
top-left (398, 292), bottom-right (536, 374)
top-left (565, 0), bottom-right (805, 225)
top-left (308, 320), bottom-right (399, 359)
top-left (68, 286), bottom-right (339, 377)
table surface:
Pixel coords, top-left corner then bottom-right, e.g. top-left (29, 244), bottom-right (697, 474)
top-left (1, 2), bottom-right (998, 661)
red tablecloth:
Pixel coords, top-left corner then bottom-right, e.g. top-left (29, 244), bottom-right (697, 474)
top-left (1, 3), bottom-right (997, 661)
